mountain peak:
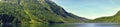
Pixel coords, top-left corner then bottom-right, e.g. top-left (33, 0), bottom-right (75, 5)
top-left (0, 0), bottom-right (88, 23)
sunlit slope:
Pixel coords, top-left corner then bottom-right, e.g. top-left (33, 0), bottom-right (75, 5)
top-left (0, 0), bottom-right (88, 24)
top-left (92, 11), bottom-right (120, 23)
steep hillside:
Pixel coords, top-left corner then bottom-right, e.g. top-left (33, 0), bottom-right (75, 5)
top-left (92, 11), bottom-right (120, 23)
top-left (0, 0), bottom-right (88, 24)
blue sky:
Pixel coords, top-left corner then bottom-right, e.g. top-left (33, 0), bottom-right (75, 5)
top-left (51, 0), bottom-right (120, 19)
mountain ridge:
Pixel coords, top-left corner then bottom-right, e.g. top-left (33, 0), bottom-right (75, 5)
top-left (91, 10), bottom-right (120, 23)
top-left (0, 0), bottom-right (88, 24)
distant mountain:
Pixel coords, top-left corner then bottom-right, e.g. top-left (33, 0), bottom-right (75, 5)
top-left (0, 0), bottom-right (88, 24)
top-left (92, 11), bottom-right (120, 23)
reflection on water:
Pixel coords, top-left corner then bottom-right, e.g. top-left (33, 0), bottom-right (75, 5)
top-left (0, 23), bottom-right (120, 27)
top-left (0, 24), bottom-right (21, 27)
top-left (2, 24), bottom-right (13, 27)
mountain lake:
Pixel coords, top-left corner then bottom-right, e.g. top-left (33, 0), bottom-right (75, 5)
top-left (0, 23), bottom-right (120, 27)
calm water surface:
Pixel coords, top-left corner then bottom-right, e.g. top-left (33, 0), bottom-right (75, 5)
top-left (0, 23), bottom-right (120, 27)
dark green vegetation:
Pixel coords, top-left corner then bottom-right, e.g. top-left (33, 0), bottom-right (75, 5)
top-left (0, 0), bottom-right (88, 24)
top-left (91, 11), bottom-right (120, 23)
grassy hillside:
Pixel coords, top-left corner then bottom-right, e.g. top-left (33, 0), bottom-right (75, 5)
top-left (91, 11), bottom-right (120, 23)
top-left (0, 0), bottom-right (88, 24)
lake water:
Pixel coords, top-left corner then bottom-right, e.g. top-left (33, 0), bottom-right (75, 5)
top-left (0, 23), bottom-right (120, 27)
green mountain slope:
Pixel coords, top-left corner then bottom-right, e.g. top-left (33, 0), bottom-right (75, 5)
top-left (92, 11), bottom-right (120, 23)
top-left (0, 0), bottom-right (88, 24)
